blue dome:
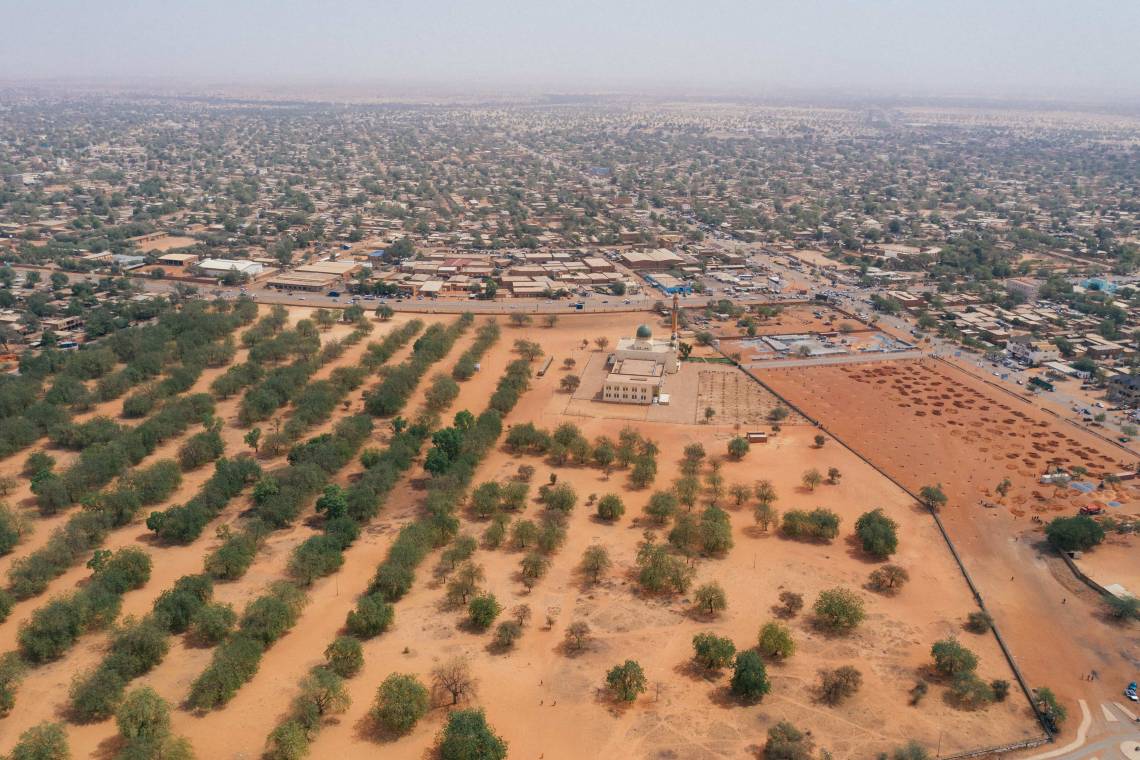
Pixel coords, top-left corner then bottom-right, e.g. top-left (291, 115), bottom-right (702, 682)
top-left (635, 324), bottom-right (652, 339)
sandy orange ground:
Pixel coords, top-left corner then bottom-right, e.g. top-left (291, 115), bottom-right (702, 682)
top-left (0, 314), bottom-right (1044, 758)
top-left (760, 358), bottom-right (1140, 733)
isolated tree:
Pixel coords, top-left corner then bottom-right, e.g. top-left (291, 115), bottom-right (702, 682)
top-left (704, 406), bottom-right (716, 424)
top-left (758, 621), bottom-right (795, 659)
top-left (1045, 515), bottom-right (1106, 552)
top-left (694, 582), bottom-right (728, 616)
top-left (438, 709), bottom-right (507, 760)
top-left (446, 561), bottom-right (485, 607)
top-left (854, 508), bottom-right (899, 558)
top-left (918, 483), bottom-right (948, 512)
top-left (813, 434), bottom-right (826, 448)
top-left (692, 632), bottom-right (736, 671)
top-left (375, 304), bottom-right (394, 321)
top-left (467, 593), bottom-right (502, 631)
top-left (818, 666), bottom-right (862, 705)
top-left (373, 673), bottom-right (429, 735)
top-left (801, 469), bottom-right (823, 492)
top-left (813, 588), bottom-right (865, 632)
top-left (594, 336), bottom-right (609, 352)
top-left (564, 621), bottom-right (591, 652)
top-left (580, 545), bottom-right (611, 584)
top-left (1034, 687), bottom-right (1067, 730)
top-left (560, 374), bottom-right (581, 393)
top-left (964, 611), bottom-right (993, 634)
top-left (995, 478), bottom-right (1012, 498)
top-left (508, 313), bottom-right (532, 328)
top-left (827, 467), bottom-right (842, 484)
top-left (727, 436), bottom-right (749, 460)
top-left (605, 660), bottom-right (647, 703)
top-left (244, 428), bottom-right (261, 453)
top-left (432, 657), bottom-right (476, 706)
top-left (731, 650), bottom-right (771, 703)
top-left (514, 339), bottom-right (543, 362)
top-left (931, 639), bottom-right (979, 677)
top-left (778, 591), bottom-right (804, 618)
top-left (868, 564), bottom-right (909, 594)
top-left (519, 553), bottom-right (549, 590)
top-left (596, 493), bottom-right (625, 521)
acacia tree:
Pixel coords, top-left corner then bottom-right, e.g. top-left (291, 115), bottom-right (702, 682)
top-left (373, 673), bottom-right (429, 735)
top-left (564, 621), bottom-right (591, 652)
top-left (694, 581), bottom-right (728, 616)
top-left (801, 469), bottom-right (823, 491)
top-left (605, 660), bottom-right (647, 702)
top-left (580, 545), bottom-right (611, 584)
top-left (432, 657), bottom-right (476, 705)
top-left (919, 483), bottom-right (948, 511)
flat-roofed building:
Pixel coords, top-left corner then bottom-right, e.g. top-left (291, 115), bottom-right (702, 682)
top-left (294, 260), bottom-right (363, 281)
top-left (620, 248), bottom-right (683, 271)
top-left (156, 252), bottom-right (199, 268)
top-left (266, 271), bottom-right (340, 292)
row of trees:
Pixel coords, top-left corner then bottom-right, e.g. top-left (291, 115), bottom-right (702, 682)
top-left (10, 458), bottom-right (181, 601)
top-left (266, 322), bottom-right (512, 758)
top-left (31, 392), bottom-right (215, 515)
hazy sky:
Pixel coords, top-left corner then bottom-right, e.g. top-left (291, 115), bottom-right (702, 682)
top-left (3, 0), bottom-right (1138, 98)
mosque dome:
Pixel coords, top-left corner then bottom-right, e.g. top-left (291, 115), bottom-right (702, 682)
top-left (635, 324), bottom-right (652, 339)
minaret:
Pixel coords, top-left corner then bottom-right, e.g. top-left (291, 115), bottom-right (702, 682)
top-left (671, 291), bottom-right (680, 342)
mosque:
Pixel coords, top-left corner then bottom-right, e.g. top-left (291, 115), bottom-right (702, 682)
top-left (601, 323), bottom-right (679, 405)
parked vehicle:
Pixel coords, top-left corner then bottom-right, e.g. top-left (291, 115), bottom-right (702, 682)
top-left (1125, 682), bottom-right (1137, 702)
top-left (1079, 505), bottom-right (1105, 516)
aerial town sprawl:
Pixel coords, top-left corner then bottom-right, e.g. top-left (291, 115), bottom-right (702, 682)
top-left (0, 94), bottom-right (1137, 759)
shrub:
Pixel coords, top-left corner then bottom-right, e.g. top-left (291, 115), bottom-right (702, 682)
top-left (817, 665), bottom-right (862, 705)
top-left (596, 493), bottom-right (625, 521)
top-left (177, 429), bottom-right (225, 471)
top-left (438, 709), bottom-right (507, 760)
top-left (323, 636), bottom-right (363, 678)
top-left (699, 506), bottom-right (734, 555)
top-left (777, 591), bottom-right (803, 618)
top-left (152, 574), bottom-right (213, 634)
top-left (813, 587), bottom-right (865, 632)
top-left (541, 483), bottom-right (577, 513)
top-left (645, 491), bottom-right (678, 524)
top-left (1034, 686), bottom-right (1067, 730)
top-left (727, 436), bottom-right (750, 459)
top-left (189, 602), bottom-right (237, 646)
top-left (854, 508), bottom-right (898, 558)
top-left (8, 722), bottom-right (70, 760)
top-left (948, 673), bottom-right (994, 709)
top-left (931, 639), bottom-right (978, 677)
top-left (1104, 593), bottom-right (1140, 622)
top-left (868, 564), bottom-right (909, 594)
top-left (758, 622), bottom-right (795, 659)
top-left (468, 593), bottom-right (502, 631)
top-left (781, 508), bottom-right (840, 542)
top-left (116, 686), bottom-right (170, 743)
top-left (991, 679), bottom-right (1010, 701)
top-left (605, 660), bottom-right (647, 702)
top-left (964, 610), bottom-right (993, 633)
top-left (692, 632), bottom-right (736, 670)
top-left (891, 741), bottom-right (931, 760)
top-left (730, 650), bottom-right (770, 702)
top-left (494, 620), bottom-right (523, 650)
top-left (373, 673), bottom-right (429, 735)
top-left (264, 720), bottom-right (308, 760)
top-left (764, 721), bottom-right (813, 760)
top-left (346, 593), bottom-right (394, 639)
